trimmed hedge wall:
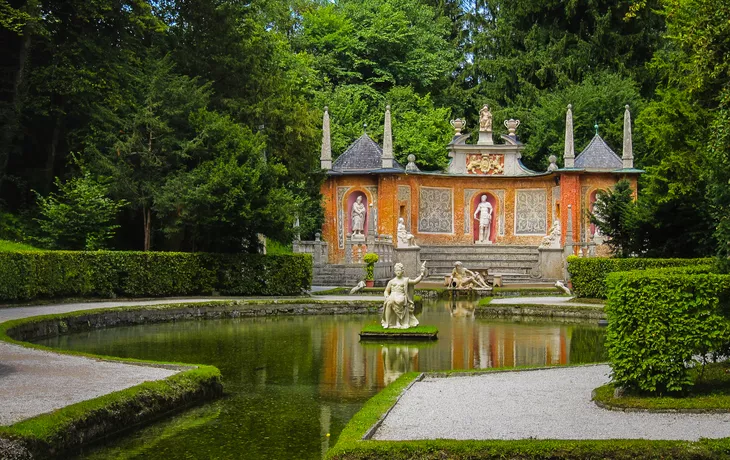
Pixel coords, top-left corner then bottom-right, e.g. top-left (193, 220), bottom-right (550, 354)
top-left (0, 251), bottom-right (312, 301)
top-left (567, 256), bottom-right (712, 298)
top-left (605, 269), bottom-right (730, 394)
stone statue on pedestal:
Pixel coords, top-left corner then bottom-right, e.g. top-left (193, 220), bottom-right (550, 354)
top-left (450, 261), bottom-right (489, 289)
top-left (473, 194), bottom-right (493, 244)
top-left (479, 105), bottom-right (493, 132)
top-left (540, 220), bottom-right (562, 249)
top-left (351, 195), bottom-right (366, 238)
top-left (397, 217), bottom-right (417, 248)
top-left (381, 262), bottom-right (427, 329)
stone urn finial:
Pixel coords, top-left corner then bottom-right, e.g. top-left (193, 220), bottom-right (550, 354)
top-left (450, 118), bottom-right (466, 135)
top-left (504, 119), bottom-right (520, 137)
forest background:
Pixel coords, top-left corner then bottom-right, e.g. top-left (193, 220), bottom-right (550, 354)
top-left (0, 0), bottom-right (728, 259)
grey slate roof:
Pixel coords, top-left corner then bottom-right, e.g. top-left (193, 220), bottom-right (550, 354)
top-left (574, 135), bottom-right (623, 170)
top-left (331, 134), bottom-right (404, 172)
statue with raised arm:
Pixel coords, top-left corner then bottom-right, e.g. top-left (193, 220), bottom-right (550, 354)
top-left (474, 194), bottom-right (493, 243)
top-left (351, 195), bottom-right (366, 236)
top-left (381, 261), bottom-right (427, 329)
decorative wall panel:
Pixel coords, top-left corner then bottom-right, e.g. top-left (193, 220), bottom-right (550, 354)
top-left (337, 186), bottom-right (352, 248)
top-left (418, 187), bottom-right (453, 233)
top-left (515, 189), bottom-right (547, 235)
top-left (398, 185), bottom-right (412, 228)
top-left (494, 190), bottom-right (506, 236)
top-left (464, 189), bottom-right (478, 234)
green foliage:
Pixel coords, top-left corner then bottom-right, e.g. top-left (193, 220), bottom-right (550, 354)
top-left (0, 251), bottom-right (312, 301)
top-left (590, 180), bottom-right (638, 257)
top-left (34, 172), bottom-right (128, 250)
top-left (363, 252), bottom-right (378, 280)
top-left (605, 269), bottom-right (730, 394)
top-left (523, 73), bottom-right (644, 170)
top-left (567, 256), bottom-right (712, 298)
top-left (707, 90), bottom-right (730, 272)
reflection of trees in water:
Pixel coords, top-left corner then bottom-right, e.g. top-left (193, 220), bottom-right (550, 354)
top-left (568, 327), bottom-right (607, 363)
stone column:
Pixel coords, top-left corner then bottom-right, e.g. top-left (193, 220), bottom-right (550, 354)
top-left (320, 106), bottom-right (332, 170)
top-left (382, 105), bottom-right (394, 168)
top-left (622, 104), bottom-right (634, 169)
top-left (564, 104), bottom-right (575, 168)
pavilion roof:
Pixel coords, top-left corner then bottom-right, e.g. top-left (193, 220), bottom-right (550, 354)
top-left (331, 133), bottom-right (404, 172)
top-left (574, 134), bottom-right (623, 170)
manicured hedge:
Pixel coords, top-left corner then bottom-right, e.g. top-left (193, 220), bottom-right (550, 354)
top-left (567, 256), bottom-right (712, 298)
top-left (605, 269), bottom-right (730, 394)
top-left (0, 251), bottom-right (312, 301)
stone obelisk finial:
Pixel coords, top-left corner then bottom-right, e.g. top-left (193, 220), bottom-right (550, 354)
top-left (382, 105), bottom-right (394, 169)
top-left (622, 104), bottom-right (634, 169)
top-left (320, 106), bottom-right (332, 170)
top-left (564, 104), bottom-right (575, 168)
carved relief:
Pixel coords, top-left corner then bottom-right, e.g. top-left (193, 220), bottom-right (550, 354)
top-left (365, 186), bottom-right (378, 231)
top-left (494, 190), bottom-right (506, 236)
top-left (466, 154), bottom-right (504, 175)
top-left (552, 186), bottom-right (560, 224)
top-left (515, 189), bottom-right (547, 235)
top-left (398, 185), bottom-right (412, 229)
top-left (337, 186), bottom-right (352, 248)
top-left (418, 187), bottom-right (453, 233)
top-left (464, 189), bottom-right (478, 233)
top-left (581, 186), bottom-right (589, 243)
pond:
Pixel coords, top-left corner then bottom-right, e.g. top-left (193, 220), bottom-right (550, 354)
top-left (34, 298), bottom-right (606, 459)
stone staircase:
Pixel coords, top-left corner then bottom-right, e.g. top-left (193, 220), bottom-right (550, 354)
top-left (420, 245), bottom-right (540, 285)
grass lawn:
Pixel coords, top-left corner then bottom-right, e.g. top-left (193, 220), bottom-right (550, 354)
top-left (0, 239), bottom-right (40, 251)
top-left (593, 361), bottom-right (730, 411)
top-left (360, 324), bottom-right (438, 335)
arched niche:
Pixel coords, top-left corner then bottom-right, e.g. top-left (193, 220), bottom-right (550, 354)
top-left (345, 190), bottom-right (370, 236)
top-left (471, 192), bottom-right (498, 244)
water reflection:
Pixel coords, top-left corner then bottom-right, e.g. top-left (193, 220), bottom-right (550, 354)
top-left (33, 298), bottom-right (605, 460)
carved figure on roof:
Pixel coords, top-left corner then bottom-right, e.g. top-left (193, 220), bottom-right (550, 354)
top-left (474, 194), bottom-right (493, 243)
top-left (479, 105), bottom-right (493, 132)
top-left (351, 195), bottom-right (366, 236)
top-left (381, 262), bottom-right (427, 329)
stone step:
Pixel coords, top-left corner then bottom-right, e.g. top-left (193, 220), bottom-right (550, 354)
top-left (420, 247), bottom-right (538, 255)
top-left (422, 255), bottom-right (539, 263)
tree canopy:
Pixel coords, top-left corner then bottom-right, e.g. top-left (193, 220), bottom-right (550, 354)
top-left (0, 0), bottom-right (727, 261)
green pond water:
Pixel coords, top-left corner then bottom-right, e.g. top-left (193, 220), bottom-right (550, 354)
top-left (35, 299), bottom-right (606, 459)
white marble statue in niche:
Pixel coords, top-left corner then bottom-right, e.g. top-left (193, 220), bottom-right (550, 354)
top-left (381, 262), bottom-right (427, 329)
top-left (397, 217), bottom-right (417, 248)
top-left (474, 194), bottom-right (493, 244)
top-left (351, 195), bottom-right (366, 238)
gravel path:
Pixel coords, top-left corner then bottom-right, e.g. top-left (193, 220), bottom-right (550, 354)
top-left (0, 343), bottom-right (177, 426)
top-left (373, 365), bottom-right (730, 441)
top-left (490, 296), bottom-right (603, 308)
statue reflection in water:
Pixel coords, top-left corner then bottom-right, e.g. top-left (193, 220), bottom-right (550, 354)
top-left (448, 297), bottom-right (476, 318)
top-left (382, 345), bottom-right (419, 386)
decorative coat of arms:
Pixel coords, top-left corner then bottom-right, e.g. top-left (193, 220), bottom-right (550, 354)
top-left (466, 154), bottom-right (504, 175)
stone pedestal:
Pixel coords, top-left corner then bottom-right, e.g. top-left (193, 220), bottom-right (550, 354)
top-left (351, 233), bottom-right (366, 243)
top-left (477, 131), bottom-right (494, 145)
top-left (537, 247), bottom-right (564, 280)
top-left (395, 246), bottom-right (421, 279)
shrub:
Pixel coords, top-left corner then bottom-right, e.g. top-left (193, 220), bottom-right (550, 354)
top-left (567, 256), bottom-right (712, 298)
top-left (0, 251), bottom-right (312, 301)
top-left (363, 252), bottom-right (379, 280)
top-left (605, 269), bottom-right (730, 394)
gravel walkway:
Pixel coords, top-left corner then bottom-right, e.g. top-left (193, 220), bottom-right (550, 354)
top-left (373, 365), bottom-right (730, 441)
top-left (490, 296), bottom-right (603, 308)
top-left (0, 343), bottom-right (177, 426)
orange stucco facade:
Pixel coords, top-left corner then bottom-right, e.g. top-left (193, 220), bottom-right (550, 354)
top-left (321, 170), bottom-right (638, 263)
